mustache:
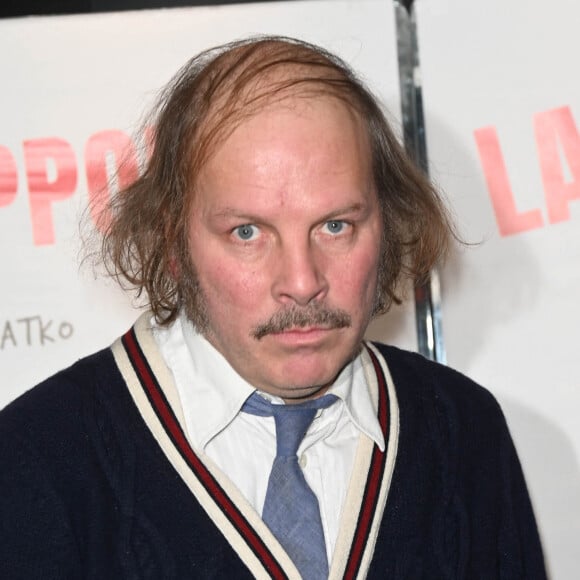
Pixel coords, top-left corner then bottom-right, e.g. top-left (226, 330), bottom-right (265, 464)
top-left (251, 304), bottom-right (351, 340)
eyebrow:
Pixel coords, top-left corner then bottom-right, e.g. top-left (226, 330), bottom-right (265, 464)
top-left (210, 207), bottom-right (261, 221)
top-left (210, 202), bottom-right (369, 222)
top-left (319, 203), bottom-right (368, 221)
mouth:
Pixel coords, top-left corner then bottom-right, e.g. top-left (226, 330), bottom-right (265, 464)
top-left (272, 326), bottom-right (326, 335)
top-left (273, 323), bottom-right (333, 332)
top-left (269, 326), bottom-right (336, 346)
top-left (251, 305), bottom-right (351, 340)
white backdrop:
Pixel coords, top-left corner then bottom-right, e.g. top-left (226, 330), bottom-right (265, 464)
top-left (417, 0), bottom-right (580, 577)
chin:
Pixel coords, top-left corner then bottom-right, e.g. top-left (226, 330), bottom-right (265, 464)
top-left (268, 365), bottom-right (341, 398)
top-left (274, 383), bottom-right (332, 402)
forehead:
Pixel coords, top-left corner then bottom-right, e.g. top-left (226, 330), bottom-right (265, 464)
top-left (194, 95), bottom-right (372, 214)
top-left (200, 95), bottom-right (370, 174)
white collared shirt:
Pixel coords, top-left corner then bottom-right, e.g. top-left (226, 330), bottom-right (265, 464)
top-left (153, 313), bottom-right (385, 561)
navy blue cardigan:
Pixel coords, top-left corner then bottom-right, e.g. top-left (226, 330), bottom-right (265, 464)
top-left (0, 324), bottom-right (546, 579)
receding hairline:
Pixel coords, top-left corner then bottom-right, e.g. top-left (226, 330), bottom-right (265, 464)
top-left (181, 39), bottom-right (370, 165)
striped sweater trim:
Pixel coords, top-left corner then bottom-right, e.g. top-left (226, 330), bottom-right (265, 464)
top-left (112, 314), bottom-right (399, 579)
top-left (355, 342), bottom-right (400, 579)
top-left (342, 344), bottom-right (390, 579)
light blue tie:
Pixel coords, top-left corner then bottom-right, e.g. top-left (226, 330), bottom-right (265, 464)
top-left (242, 392), bottom-right (337, 580)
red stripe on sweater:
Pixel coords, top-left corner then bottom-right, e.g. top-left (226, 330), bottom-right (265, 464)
top-left (343, 346), bottom-right (389, 579)
top-left (122, 329), bottom-right (288, 580)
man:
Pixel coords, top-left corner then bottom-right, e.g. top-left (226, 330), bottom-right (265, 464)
top-left (1, 37), bottom-right (546, 578)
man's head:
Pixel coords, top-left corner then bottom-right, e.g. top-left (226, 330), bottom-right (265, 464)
top-left (101, 36), bottom-right (452, 399)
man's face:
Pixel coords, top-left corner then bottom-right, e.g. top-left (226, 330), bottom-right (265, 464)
top-left (187, 95), bottom-right (383, 401)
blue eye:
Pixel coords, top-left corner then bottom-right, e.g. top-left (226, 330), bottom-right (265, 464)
top-left (233, 224), bottom-right (259, 241)
top-left (324, 220), bottom-right (346, 234)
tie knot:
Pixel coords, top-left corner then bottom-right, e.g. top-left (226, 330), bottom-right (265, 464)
top-left (242, 392), bottom-right (338, 457)
top-left (272, 407), bottom-right (317, 457)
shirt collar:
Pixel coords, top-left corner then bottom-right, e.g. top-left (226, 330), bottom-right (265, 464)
top-left (328, 351), bottom-right (385, 451)
top-left (155, 312), bottom-right (384, 452)
top-left (180, 316), bottom-right (255, 448)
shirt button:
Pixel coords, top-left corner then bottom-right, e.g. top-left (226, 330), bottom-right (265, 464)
top-left (299, 453), bottom-right (307, 468)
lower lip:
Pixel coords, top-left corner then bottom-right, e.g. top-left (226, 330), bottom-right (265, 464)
top-left (270, 328), bottom-right (332, 345)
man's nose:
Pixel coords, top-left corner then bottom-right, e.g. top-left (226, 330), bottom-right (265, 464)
top-left (272, 240), bottom-right (328, 306)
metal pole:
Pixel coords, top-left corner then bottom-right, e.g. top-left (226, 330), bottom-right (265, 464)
top-left (395, 0), bottom-right (446, 363)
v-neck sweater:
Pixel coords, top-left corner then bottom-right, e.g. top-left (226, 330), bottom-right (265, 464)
top-left (0, 315), bottom-right (546, 579)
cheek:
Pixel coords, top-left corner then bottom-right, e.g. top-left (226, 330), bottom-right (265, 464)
top-left (201, 259), bottom-right (269, 316)
top-left (332, 248), bottom-right (380, 310)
